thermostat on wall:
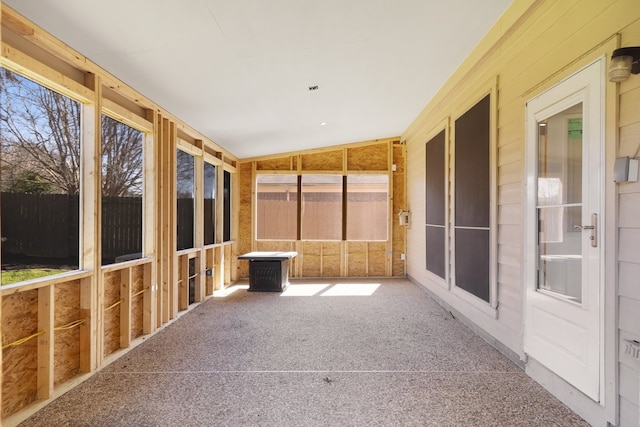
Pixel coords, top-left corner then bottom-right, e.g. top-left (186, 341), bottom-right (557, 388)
top-left (613, 156), bottom-right (639, 183)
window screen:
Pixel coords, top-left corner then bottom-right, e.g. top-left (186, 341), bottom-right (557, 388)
top-left (301, 175), bottom-right (342, 240)
top-left (256, 174), bottom-right (297, 240)
top-left (346, 174), bottom-right (388, 241)
top-left (454, 94), bottom-right (491, 302)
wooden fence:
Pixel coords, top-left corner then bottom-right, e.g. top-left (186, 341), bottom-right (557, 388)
top-left (1, 193), bottom-right (147, 264)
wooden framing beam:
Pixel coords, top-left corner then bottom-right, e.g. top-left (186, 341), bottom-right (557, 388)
top-left (119, 268), bottom-right (132, 349)
top-left (36, 286), bottom-right (54, 400)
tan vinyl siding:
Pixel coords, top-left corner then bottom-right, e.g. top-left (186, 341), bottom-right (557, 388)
top-left (618, 52), bottom-right (640, 426)
top-left (403, 0), bottom-right (640, 424)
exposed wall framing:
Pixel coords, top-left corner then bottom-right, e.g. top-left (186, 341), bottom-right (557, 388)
top-left (0, 5), bottom-right (239, 424)
top-left (238, 137), bottom-right (406, 279)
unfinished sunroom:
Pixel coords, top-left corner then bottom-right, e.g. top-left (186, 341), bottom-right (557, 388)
top-left (1, 1), bottom-right (640, 426)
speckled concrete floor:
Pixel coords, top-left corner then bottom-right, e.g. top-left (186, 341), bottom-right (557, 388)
top-left (20, 279), bottom-right (589, 426)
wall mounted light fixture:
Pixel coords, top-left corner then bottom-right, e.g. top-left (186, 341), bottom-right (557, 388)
top-left (609, 46), bottom-right (640, 82)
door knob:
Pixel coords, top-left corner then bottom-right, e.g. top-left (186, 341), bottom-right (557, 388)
top-left (574, 214), bottom-right (597, 247)
top-left (574, 225), bottom-right (594, 230)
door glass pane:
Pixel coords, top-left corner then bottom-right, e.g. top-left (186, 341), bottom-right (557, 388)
top-left (536, 103), bottom-right (582, 302)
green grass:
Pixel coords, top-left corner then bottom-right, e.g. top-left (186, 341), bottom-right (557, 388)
top-left (1, 268), bottom-right (69, 285)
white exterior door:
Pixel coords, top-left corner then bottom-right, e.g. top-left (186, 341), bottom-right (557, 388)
top-left (524, 59), bottom-right (604, 402)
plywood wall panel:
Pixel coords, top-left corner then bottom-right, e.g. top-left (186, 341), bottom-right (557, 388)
top-left (302, 242), bottom-right (321, 277)
top-left (321, 242), bottom-right (341, 277)
top-left (392, 145), bottom-right (406, 276)
top-left (1, 290), bottom-right (38, 418)
top-left (368, 242), bottom-right (387, 276)
top-left (54, 281), bottom-right (81, 387)
top-left (206, 248), bottom-right (215, 294)
top-left (256, 157), bottom-right (293, 171)
top-left (301, 150), bottom-right (342, 171)
top-left (131, 266), bottom-right (144, 340)
top-left (347, 143), bottom-right (388, 171)
top-left (103, 272), bottom-right (121, 357)
top-left (238, 162), bottom-right (253, 271)
top-left (347, 242), bottom-right (367, 276)
top-left (224, 245), bottom-right (232, 284)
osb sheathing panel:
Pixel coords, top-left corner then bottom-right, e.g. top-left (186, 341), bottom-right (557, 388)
top-left (256, 157), bottom-right (293, 171)
top-left (2, 290), bottom-right (38, 418)
top-left (103, 271), bottom-right (121, 357)
top-left (347, 143), bottom-right (388, 171)
top-left (301, 150), bottom-right (342, 171)
top-left (224, 245), bottom-right (232, 284)
top-left (238, 162), bottom-right (253, 278)
top-left (256, 241), bottom-right (294, 252)
top-left (54, 281), bottom-right (81, 388)
top-left (368, 242), bottom-right (387, 276)
top-left (347, 242), bottom-right (367, 276)
top-left (302, 242), bottom-right (321, 277)
top-left (131, 266), bottom-right (144, 340)
top-left (393, 145), bottom-right (406, 276)
top-left (206, 248), bottom-right (215, 294)
top-left (254, 241), bottom-right (296, 277)
top-left (321, 242), bottom-right (341, 277)
top-left (178, 255), bottom-right (188, 308)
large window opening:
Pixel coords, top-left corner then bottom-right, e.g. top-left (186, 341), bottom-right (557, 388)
top-left (346, 174), bottom-right (388, 241)
top-left (301, 175), bottom-right (342, 241)
top-left (454, 94), bottom-right (491, 302)
top-left (101, 115), bottom-right (144, 265)
top-left (256, 174), bottom-right (297, 240)
top-left (0, 68), bottom-right (81, 284)
top-left (176, 150), bottom-right (195, 250)
top-left (223, 170), bottom-right (232, 242)
top-left (204, 162), bottom-right (217, 245)
top-left (425, 130), bottom-right (446, 279)
top-left (255, 173), bottom-right (390, 242)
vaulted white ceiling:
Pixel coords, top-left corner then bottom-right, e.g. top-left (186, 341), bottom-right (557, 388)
top-left (4, 0), bottom-right (512, 159)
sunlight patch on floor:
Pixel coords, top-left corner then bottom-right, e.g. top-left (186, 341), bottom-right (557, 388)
top-left (280, 284), bottom-right (330, 297)
top-left (213, 284), bottom-right (249, 297)
top-left (320, 283), bottom-right (381, 297)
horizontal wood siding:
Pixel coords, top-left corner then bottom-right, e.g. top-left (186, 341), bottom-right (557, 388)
top-left (403, 0), bottom-right (640, 423)
top-left (618, 37), bottom-right (640, 424)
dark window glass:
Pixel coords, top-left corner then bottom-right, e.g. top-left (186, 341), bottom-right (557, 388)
top-left (454, 94), bottom-right (491, 302)
top-left (223, 170), bottom-right (231, 242)
top-left (204, 162), bottom-right (216, 245)
top-left (425, 129), bottom-right (446, 278)
top-left (177, 150), bottom-right (195, 250)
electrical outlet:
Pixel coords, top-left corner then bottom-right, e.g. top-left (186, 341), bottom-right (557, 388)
top-left (400, 253), bottom-right (405, 260)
